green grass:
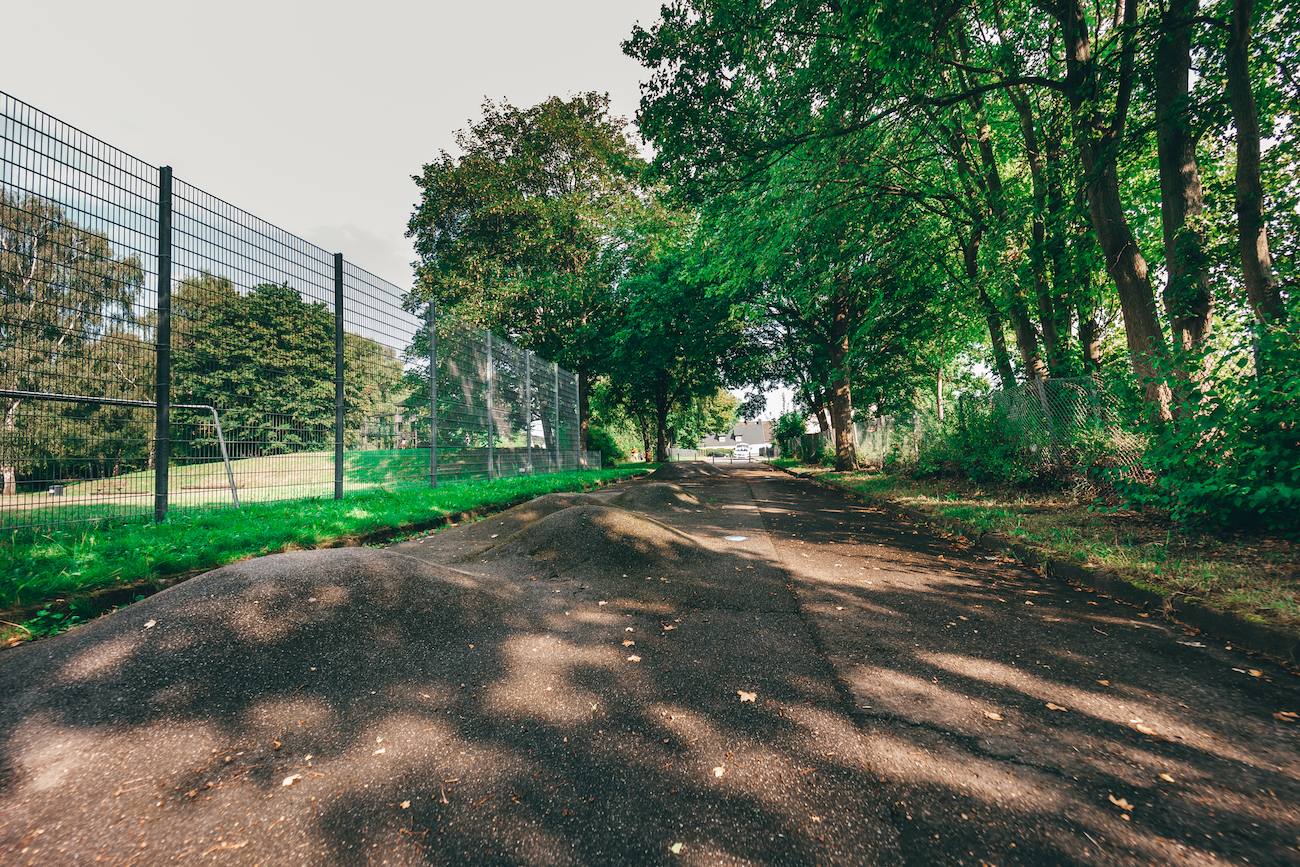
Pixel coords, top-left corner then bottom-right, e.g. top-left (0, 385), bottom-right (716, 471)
top-left (0, 466), bottom-right (648, 614)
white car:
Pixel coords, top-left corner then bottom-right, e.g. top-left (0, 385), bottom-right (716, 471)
top-left (733, 442), bottom-right (750, 460)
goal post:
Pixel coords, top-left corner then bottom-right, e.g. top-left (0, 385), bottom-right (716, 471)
top-left (0, 388), bottom-right (240, 509)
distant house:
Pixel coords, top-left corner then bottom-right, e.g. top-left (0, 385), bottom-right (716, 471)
top-left (698, 420), bottom-right (776, 456)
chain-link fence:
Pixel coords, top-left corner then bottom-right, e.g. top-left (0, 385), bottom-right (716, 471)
top-left (1, 90), bottom-right (592, 532)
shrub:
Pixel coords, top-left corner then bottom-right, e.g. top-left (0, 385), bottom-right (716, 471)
top-left (586, 427), bottom-right (626, 467)
top-left (1115, 322), bottom-right (1300, 533)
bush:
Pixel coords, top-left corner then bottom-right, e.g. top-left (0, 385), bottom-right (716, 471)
top-left (1115, 323), bottom-right (1300, 533)
top-left (586, 426), bottom-right (626, 467)
top-left (907, 405), bottom-right (1038, 486)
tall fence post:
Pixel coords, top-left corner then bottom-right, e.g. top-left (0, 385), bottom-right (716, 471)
top-left (485, 331), bottom-right (495, 479)
top-left (428, 302), bottom-right (438, 488)
top-left (333, 253), bottom-right (344, 500)
top-left (153, 166), bottom-right (173, 523)
top-left (553, 362), bottom-right (560, 471)
top-left (525, 350), bottom-right (533, 473)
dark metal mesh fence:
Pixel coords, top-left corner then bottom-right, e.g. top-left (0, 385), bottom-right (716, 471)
top-left (1, 91), bottom-right (591, 532)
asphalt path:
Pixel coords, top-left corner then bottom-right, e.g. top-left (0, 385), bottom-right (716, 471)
top-left (0, 463), bottom-right (1296, 866)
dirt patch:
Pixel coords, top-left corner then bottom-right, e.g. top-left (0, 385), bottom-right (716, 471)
top-left (480, 504), bottom-right (696, 576)
top-left (647, 461), bottom-right (726, 480)
top-left (611, 482), bottom-right (705, 513)
top-left (458, 492), bottom-right (604, 542)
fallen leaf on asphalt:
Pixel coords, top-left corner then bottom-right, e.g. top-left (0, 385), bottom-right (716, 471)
top-left (598, 601), bottom-right (607, 606)
top-left (663, 625), bottom-right (677, 630)
top-left (738, 691), bottom-right (757, 702)
top-left (1274, 711), bottom-right (1298, 722)
top-left (1178, 641), bottom-right (1205, 647)
top-left (628, 655), bottom-right (641, 662)
top-left (401, 800), bottom-right (410, 809)
top-left (373, 748), bottom-right (386, 755)
top-left (1249, 669), bottom-right (1263, 677)
top-left (623, 640), bottom-right (635, 646)
top-left (1135, 724), bottom-right (1159, 736)
top-left (282, 775), bottom-right (301, 787)
top-left (1160, 774), bottom-right (1175, 783)
top-left (1108, 795), bottom-right (1134, 811)
top-left (626, 627), bottom-right (635, 632)
top-left (1046, 703), bottom-right (1068, 712)
top-left (1024, 601), bottom-right (1034, 605)
top-left (670, 843), bottom-right (684, 854)
top-left (983, 712), bottom-right (1003, 721)
top-left (1097, 680), bottom-right (1110, 686)
top-left (713, 767), bottom-right (725, 777)
top-left (144, 620), bottom-right (156, 629)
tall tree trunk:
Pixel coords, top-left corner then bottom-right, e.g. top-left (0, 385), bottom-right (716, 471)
top-left (1226, 0), bottom-right (1285, 327)
top-left (1009, 77), bottom-right (1067, 373)
top-left (964, 232), bottom-right (1017, 389)
top-left (654, 377), bottom-right (671, 463)
top-left (1059, 0), bottom-right (1173, 416)
top-left (1156, 0), bottom-right (1213, 351)
top-left (935, 366), bottom-right (945, 422)
top-left (2, 398), bottom-right (19, 496)
top-left (1077, 299), bottom-right (1103, 372)
top-left (578, 369), bottom-right (591, 451)
top-left (828, 289), bottom-right (858, 472)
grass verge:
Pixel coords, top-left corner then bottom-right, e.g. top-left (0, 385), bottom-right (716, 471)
top-left (772, 462), bottom-right (1299, 633)
top-left (1, 466), bottom-right (649, 645)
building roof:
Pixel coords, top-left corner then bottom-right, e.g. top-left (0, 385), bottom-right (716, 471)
top-left (698, 420), bottom-right (774, 447)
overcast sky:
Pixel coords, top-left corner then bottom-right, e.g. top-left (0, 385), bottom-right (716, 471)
top-left (2, 0), bottom-right (663, 287)
top-left (2, 0), bottom-right (792, 420)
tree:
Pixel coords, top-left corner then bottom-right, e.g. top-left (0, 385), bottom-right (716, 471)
top-left (607, 238), bottom-right (749, 461)
top-left (172, 283), bottom-right (334, 456)
top-left (407, 93), bottom-right (647, 449)
top-left (1, 189), bottom-right (144, 494)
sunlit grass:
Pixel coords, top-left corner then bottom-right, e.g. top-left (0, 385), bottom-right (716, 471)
top-left (0, 466), bottom-right (648, 611)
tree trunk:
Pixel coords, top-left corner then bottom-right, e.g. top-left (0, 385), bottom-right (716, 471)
top-left (1011, 82), bottom-right (1068, 374)
top-left (1059, 0), bottom-right (1173, 417)
top-left (654, 377), bottom-right (671, 463)
top-left (1077, 300), bottom-right (1103, 372)
top-left (1156, 0), bottom-right (1213, 351)
top-left (2, 398), bottom-right (19, 496)
top-left (578, 369), bottom-right (591, 450)
top-left (1226, 0), bottom-right (1285, 327)
top-left (828, 290), bottom-right (858, 472)
top-left (935, 366), bottom-right (945, 422)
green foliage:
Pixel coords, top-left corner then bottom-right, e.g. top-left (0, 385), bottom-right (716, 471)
top-left (909, 406), bottom-right (1037, 487)
top-left (0, 467), bottom-right (649, 608)
top-left (1116, 326), bottom-right (1300, 532)
top-left (407, 93), bottom-right (651, 442)
top-left (173, 282), bottom-right (335, 456)
top-left (1, 189), bottom-right (146, 493)
top-left (585, 427), bottom-right (625, 466)
top-left (774, 411), bottom-right (805, 444)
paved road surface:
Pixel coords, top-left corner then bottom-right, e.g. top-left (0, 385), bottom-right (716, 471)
top-left (1, 464), bottom-right (1296, 865)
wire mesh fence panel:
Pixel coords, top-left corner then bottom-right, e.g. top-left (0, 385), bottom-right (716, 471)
top-left (2, 91), bottom-right (159, 529)
top-left (1, 90), bottom-right (597, 533)
top-left (340, 262), bottom-right (423, 492)
top-left (168, 178), bottom-right (338, 510)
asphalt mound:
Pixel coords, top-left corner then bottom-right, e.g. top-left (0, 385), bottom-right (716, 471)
top-left (0, 548), bottom-right (510, 736)
top-left (611, 482), bottom-right (705, 513)
top-left (459, 491), bottom-right (603, 542)
top-left (483, 504), bottom-right (698, 574)
top-left (646, 461), bottom-right (727, 480)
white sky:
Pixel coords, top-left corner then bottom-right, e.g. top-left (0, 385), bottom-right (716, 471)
top-left (2, 0), bottom-right (664, 288)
